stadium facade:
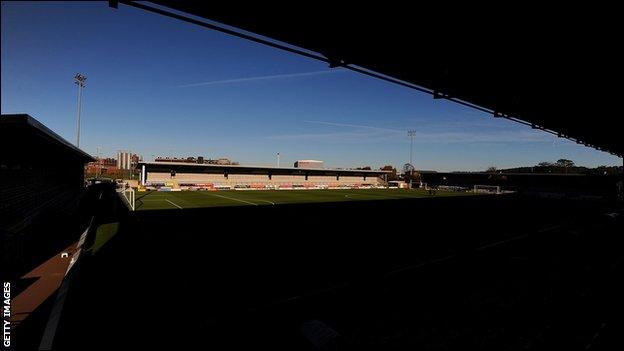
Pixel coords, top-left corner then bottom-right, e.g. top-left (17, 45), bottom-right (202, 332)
top-left (139, 161), bottom-right (389, 190)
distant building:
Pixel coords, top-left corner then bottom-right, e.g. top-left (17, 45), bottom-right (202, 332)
top-left (155, 157), bottom-right (202, 164)
top-left (155, 157), bottom-right (196, 164)
top-left (215, 158), bottom-right (233, 165)
top-left (155, 156), bottom-right (237, 165)
top-left (117, 151), bottom-right (132, 170)
top-left (294, 160), bottom-right (324, 169)
top-left (131, 154), bottom-right (141, 168)
top-left (101, 157), bottom-right (117, 166)
top-left (85, 157), bottom-right (118, 175)
top-left (87, 157), bottom-right (116, 168)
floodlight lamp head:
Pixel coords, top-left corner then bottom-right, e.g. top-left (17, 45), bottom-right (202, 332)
top-left (74, 73), bottom-right (87, 86)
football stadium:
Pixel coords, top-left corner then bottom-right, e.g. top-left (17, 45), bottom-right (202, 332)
top-left (2, 3), bottom-right (624, 351)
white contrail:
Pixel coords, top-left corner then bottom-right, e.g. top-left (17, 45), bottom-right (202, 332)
top-left (303, 120), bottom-right (403, 133)
top-left (178, 69), bottom-right (343, 88)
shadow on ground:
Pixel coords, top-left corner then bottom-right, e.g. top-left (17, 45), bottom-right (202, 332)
top-left (49, 193), bottom-right (623, 350)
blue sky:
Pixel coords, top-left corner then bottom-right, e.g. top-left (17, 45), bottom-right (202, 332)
top-left (2, 2), bottom-right (621, 171)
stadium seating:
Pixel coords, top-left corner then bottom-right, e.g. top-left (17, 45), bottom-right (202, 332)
top-left (146, 172), bottom-right (381, 189)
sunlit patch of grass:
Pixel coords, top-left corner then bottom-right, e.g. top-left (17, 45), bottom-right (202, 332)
top-left (91, 222), bottom-right (119, 254)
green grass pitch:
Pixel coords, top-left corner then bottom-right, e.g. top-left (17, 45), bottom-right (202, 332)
top-left (134, 188), bottom-right (475, 210)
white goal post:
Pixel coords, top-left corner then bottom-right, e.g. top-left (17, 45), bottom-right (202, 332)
top-left (473, 184), bottom-right (501, 194)
top-left (118, 186), bottom-right (135, 211)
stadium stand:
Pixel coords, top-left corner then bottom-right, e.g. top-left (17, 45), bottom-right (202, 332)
top-left (1, 114), bottom-right (94, 279)
top-left (140, 162), bottom-right (387, 189)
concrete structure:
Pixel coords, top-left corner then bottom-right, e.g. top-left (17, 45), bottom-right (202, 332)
top-left (117, 150), bottom-right (132, 170)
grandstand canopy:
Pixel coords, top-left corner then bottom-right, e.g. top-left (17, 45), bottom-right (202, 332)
top-left (115, 2), bottom-right (623, 157)
top-left (0, 114), bottom-right (94, 163)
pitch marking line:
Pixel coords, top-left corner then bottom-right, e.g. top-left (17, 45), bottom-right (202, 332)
top-left (254, 199), bottom-right (276, 205)
top-left (209, 193), bottom-right (258, 206)
top-left (166, 199), bottom-right (183, 209)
